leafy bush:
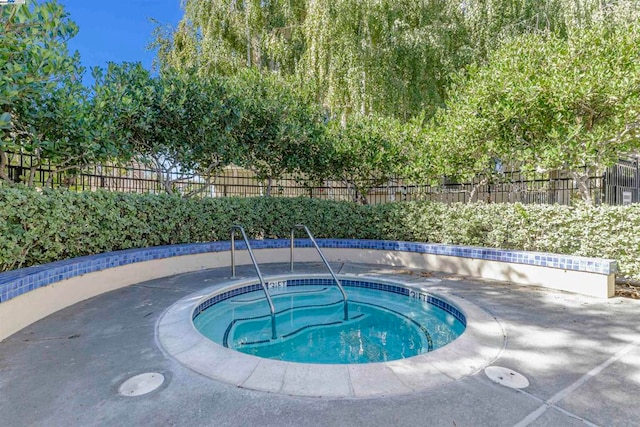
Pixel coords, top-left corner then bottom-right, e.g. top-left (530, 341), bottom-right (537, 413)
top-left (1, 187), bottom-right (639, 279)
top-left (376, 201), bottom-right (640, 279)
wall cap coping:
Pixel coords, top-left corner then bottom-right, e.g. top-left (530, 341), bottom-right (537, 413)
top-left (0, 239), bottom-right (617, 304)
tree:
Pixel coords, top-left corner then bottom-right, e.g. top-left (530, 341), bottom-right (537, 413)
top-left (15, 55), bottom-right (116, 187)
top-left (429, 8), bottom-right (640, 204)
top-left (321, 114), bottom-right (423, 204)
top-left (153, 0), bottom-right (307, 76)
top-left (299, 0), bottom-right (470, 120)
top-left (157, 0), bottom-right (471, 120)
top-left (460, 0), bottom-right (569, 61)
top-left (160, 1), bottom-right (610, 122)
top-left (0, 0), bottom-right (91, 185)
top-left (225, 69), bottom-right (326, 195)
top-left (91, 63), bottom-right (240, 196)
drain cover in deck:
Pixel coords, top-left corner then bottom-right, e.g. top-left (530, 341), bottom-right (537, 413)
top-left (484, 366), bottom-right (529, 389)
top-left (118, 372), bottom-right (165, 396)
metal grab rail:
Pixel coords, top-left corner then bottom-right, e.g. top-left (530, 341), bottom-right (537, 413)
top-left (230, 225), bottom-right (277, 339)
top-left (290, 224), bottom-right (348, 320)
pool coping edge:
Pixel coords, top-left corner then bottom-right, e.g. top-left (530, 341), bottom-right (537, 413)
top-left (156, 273), bottom-right (505, 398)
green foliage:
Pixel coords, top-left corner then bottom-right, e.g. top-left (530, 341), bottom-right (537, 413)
top-left (321, 115), bottom-right (425, 203)
top-left (0, 187), bottom-right (368, 270)
top-left (159, 0), bottom-right (624, 121)
top-left (299, 0), bottom-right (470, 119)
top-left (91, 63), bottom-right (241, 196)
top-left (2, 188), bottom-right (639, 280)
top-left (224, 70), bottom-right (326, 189)
top-left (154, 0), bottom-right (307, 75)
top-left (461, 0), bottom-right (574, 61)
top-left (0, 1), bottom-right (109, 184)
top-left (373, 201), bottom-right (640, 279)
top-left (0, 1), bottom-right (78, 127)
top-left (429, 14), bottom-right (640, 202)
top-left (4, 0), bottom-right (640, 205)
top-left (160, 0), bottom-right (471, 119)
top-left (90, 64), bottom-right (328, 197)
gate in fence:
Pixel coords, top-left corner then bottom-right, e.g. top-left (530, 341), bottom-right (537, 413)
top-left (604, 157), bottom-right (640, 205)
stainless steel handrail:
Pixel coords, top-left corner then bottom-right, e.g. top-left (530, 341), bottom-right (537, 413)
top-left (230, 225), bottom-right (277, 339)
top-left (290, 224), bottom-right (348, 320)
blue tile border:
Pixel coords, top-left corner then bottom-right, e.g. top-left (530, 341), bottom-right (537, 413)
top-left (0, 239), bottom-right (617, 304)
top-left (192, 278), bottom-right (467, 328)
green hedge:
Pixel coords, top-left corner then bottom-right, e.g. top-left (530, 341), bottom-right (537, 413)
top-left (1, 187), bottom-right (639, 279)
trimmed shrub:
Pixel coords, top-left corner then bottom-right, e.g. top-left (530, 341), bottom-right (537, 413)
top-left (1, 187), bottom-right (639, 279)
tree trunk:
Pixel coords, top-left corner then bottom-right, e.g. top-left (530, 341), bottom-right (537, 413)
top-left (570, 170), bottom-right (593, 205)
top-left (155, 163), bottom-right (173, 195)
top-left (351, 183), bottom-right (368, 205)
top-left (468, 177), bottom-right (488, 203)
top-left (163, 171), bottom-right (174, 195)
top-left (27, 156), bottom-right (41, 188)
top-left (265, 176), bottom-right (273, 197)
top-left (0, 150), bottom-right (14, 184)
top-left (359, 191), bottom-right (369, 205)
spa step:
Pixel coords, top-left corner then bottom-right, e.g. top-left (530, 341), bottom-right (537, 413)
top-left (224, 299), bottom-right (357, 348)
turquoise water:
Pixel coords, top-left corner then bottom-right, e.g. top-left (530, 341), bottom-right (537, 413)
top-left (194, 283), bottom-right (465, 364)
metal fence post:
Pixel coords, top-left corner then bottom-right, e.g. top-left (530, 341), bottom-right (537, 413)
top-left (636, 157), bottom-right (640, 203)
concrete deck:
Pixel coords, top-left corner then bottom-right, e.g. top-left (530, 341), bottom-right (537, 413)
top-left (1, 262), bottom-right (639, 427)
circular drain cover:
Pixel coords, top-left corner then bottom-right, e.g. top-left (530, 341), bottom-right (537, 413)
top-left (484, 366), bottom-right (529, 389)
top-left (118, 373), bottom-right (165, 397)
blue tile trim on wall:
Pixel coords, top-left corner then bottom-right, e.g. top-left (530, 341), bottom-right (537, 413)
top-left (0, 239), bottom-right (617, 304)
top-left (191, 278), bottom-right (467, 327)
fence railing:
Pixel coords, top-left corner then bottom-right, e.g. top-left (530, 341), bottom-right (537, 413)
top-left (1, 151), bottom-right (638, 205)
top-left (603, 158), bottom-right (640, 205)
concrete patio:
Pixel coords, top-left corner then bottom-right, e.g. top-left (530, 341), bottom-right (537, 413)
top-left (1, 262), bottom-right (639, 427)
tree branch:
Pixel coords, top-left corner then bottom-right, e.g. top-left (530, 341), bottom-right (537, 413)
top-left (605, 120), bottom-right (640, 145)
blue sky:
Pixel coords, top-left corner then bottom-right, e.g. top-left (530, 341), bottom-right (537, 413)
top-left (58, 0), bottom-right (183, 83)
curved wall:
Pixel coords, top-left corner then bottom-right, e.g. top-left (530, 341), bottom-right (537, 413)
top-left (0, 239), bottom-right (617, 341)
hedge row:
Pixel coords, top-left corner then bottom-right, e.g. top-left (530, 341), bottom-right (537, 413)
top-left (1, 187), bottom-right (639, 279)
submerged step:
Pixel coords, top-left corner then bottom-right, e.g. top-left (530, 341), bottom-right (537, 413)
top-left (235, 301), bottom-right (430, 364)
top-left (224, 299), bottom-right (346, 347)
top-left (225, 286), bottom-right (338, 318)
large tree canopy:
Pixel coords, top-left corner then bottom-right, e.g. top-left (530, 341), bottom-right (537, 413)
top-left (428, 7), bottom-right (640, 203)
top-left (299, 0), bottom-right (471, 120)
top-left (461, 0), bottom-right (572, 60)
top-left (224, 70), bottom-right (326, 194)
top-left (0, 1), bottom-right (98, 184)
top-left (153, 0), bottom-right (307, 76)
top-left (156, 0), bottom-right (470, 120)
top-left (320, 114), bottom-right (425, 204)
top-left (4, 0), bottom-right (640, 207)
top-left (91, 63), bottom-right (241, 196)
top-left (0, 1), bottom-right (77, 129)
top-left (156, 0), bottom-right (617, 121)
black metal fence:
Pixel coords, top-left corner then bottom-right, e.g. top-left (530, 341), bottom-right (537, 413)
top-left (2, 151), bottom-right (638, 205)
top-left (603, 158), bottom-right (640, 205)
